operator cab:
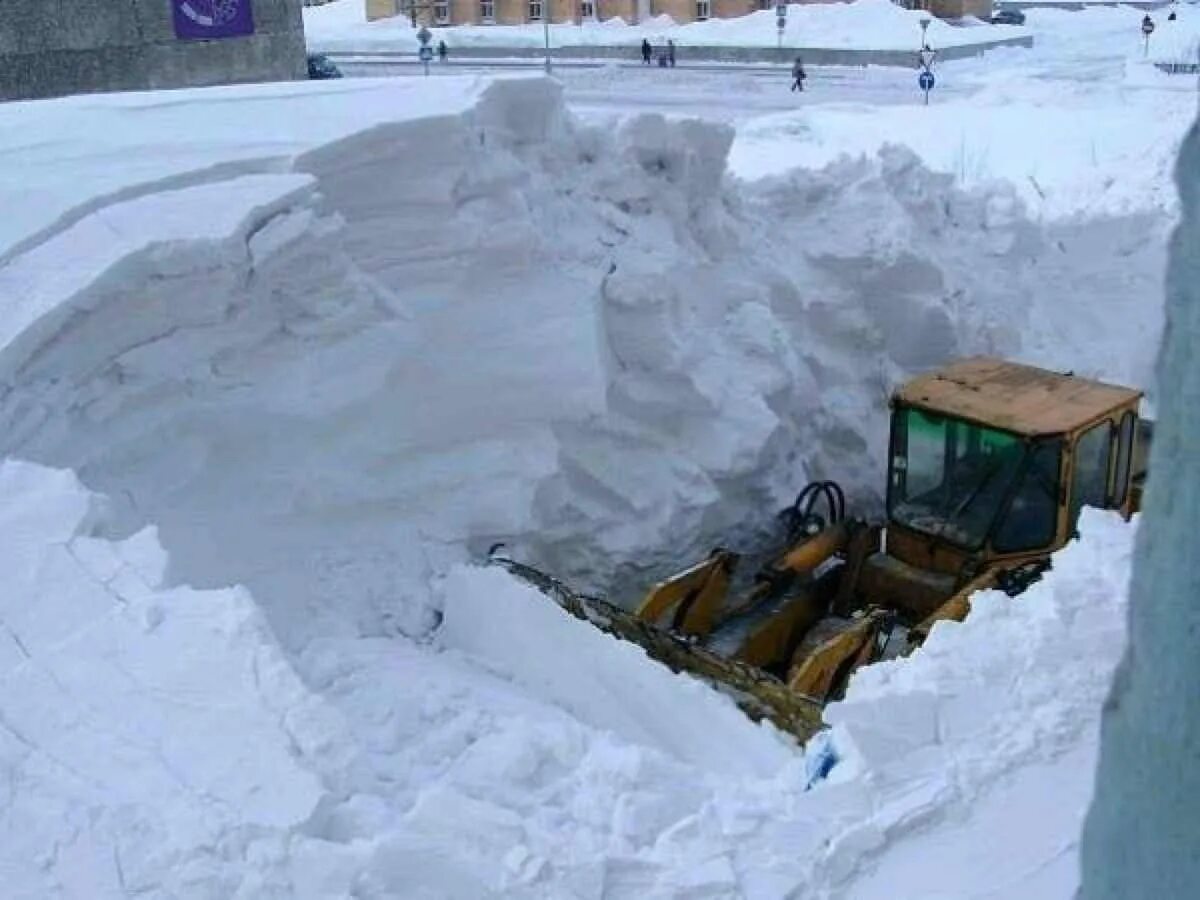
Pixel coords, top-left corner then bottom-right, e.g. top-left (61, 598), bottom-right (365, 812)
top-left (885, 357), bottom-right (1145, 576)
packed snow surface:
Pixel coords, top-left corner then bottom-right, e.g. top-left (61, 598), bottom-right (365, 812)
top-left (0, 11), bottom-right (1177, 895)
top-left (305, 0), bottom-right (1028, 51)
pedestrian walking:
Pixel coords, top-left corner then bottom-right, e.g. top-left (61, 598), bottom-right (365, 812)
top-left (641, 38), bottom-right (652, 65)
top-left (667, 39), bottom-right (676, 68)
top-left (791, 55), bottom-right (807, 92)
top-left (437, 40), bottom-right (448, 63)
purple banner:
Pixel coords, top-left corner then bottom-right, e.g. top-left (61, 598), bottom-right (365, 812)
top-left (172, 1), bottom-right (256, 41)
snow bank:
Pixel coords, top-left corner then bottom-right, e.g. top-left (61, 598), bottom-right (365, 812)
top-left (731, 76), bottom-right (1190, 220)
top-left (999, 5), bottom-right (1200, 70)
top-left (306, 0), bottom-right (1026, 51)
top-left (724, 6), bottom-right (1196, 222)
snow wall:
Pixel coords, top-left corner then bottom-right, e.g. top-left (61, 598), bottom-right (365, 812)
top-left (0, 75), bottom-right (1159, 896)
top-left (0, 76), bottom-right (1157, 645)
top-left (1080, 122), bottom-right (1200, 896)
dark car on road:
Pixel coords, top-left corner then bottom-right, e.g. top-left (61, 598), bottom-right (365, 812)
top-left (990, 9), bottom-right (1027, 25)
top-left (307, 54), bottom-right (343, 80)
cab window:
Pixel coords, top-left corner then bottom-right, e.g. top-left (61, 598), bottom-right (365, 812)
top-left (992, 441), bottom-right (1061, 553)
top-left (1070, 422), bottom-right (1112, 531)
top-left (1110, 412), bottom-right (1135, 508)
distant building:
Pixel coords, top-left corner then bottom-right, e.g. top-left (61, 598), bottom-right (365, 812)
top-left (365, 0), bottom-right (992, 26)
top-left (900, 0), bottom-right (994, 21)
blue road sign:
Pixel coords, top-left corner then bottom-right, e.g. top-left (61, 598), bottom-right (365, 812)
top-left (919, 70), bottom-right (935, 91)
top-left (419, 46), bottom-right (434, 62)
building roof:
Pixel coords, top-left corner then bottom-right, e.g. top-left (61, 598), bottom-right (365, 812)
top-left (895, 357), bottom-right (1142, 437)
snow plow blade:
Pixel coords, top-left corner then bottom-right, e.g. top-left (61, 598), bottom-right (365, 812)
top-left (488, 553), bottom-right (826, 742)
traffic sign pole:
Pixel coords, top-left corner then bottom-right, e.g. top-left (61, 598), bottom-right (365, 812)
top-left (919, 69), bottom-right (935, 105)
top-left (776, 4), bottom-right (786, 50)
top-left (917, 17), bottom-right (935, 106)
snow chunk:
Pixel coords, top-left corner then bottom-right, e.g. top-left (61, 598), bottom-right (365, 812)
top-left (436, 563), bottom-right (794, 777)
top-left (0, 461), bottom-right (341, 897)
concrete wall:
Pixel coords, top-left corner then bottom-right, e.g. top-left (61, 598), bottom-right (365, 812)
top-left (1079, 118), bottom-right (1200, 900)
top-left (0, 0), bottom-right (307, 102)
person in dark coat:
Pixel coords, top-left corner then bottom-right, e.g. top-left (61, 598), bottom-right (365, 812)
top-left (437, 40), bottom-right (448, 62)
top-left (667, 39), bottom-right (676, 67)
top-left (641, 38), bottom-right (652, 65)
top-left (791, 56), bottom-right (807, 92)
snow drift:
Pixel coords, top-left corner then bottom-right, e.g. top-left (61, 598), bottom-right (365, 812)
top-left (0, 72), bottom-right (1159, 896)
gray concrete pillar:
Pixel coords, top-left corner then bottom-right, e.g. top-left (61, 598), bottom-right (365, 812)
top-left (1079, 118), bottom-right (1200, 899)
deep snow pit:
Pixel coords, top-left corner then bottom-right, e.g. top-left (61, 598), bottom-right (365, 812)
top-left (0, 74), bottom-right (1158, 896)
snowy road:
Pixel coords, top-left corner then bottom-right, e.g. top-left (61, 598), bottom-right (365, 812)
top-left (334, 58), bottom-right (976, 117)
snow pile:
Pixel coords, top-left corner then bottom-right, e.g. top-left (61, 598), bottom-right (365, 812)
top-left (0, 72), bottom-right (1163, 895)
top-left (0, 73), bottom-right (1101, 636)
top-left (305, 0), bottom-right (1026, 51)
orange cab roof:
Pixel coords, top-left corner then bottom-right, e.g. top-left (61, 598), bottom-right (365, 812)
top-left (895, 357), bottom-right (1142, 437)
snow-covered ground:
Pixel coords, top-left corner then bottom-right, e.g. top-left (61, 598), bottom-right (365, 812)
top-left (0, 5), bottom-right (1186, 898)
top-left (305, 0), bottom-right (1029, 51)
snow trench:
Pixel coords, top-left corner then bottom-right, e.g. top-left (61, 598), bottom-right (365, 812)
top-left (0, 76), bottom-right (1155, 897)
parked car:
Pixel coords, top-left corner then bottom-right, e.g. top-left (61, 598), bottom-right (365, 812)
top-left (307, 53), bottom-right (343, 80)
top-left (991, 9), bottom-right (1027, 26)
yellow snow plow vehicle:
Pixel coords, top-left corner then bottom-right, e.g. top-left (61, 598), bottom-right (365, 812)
top-left (491, 358), bottom-right (1149, 742)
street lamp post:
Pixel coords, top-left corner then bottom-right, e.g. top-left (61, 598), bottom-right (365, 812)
top-left (543, 8), bottom-right (552, 74)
